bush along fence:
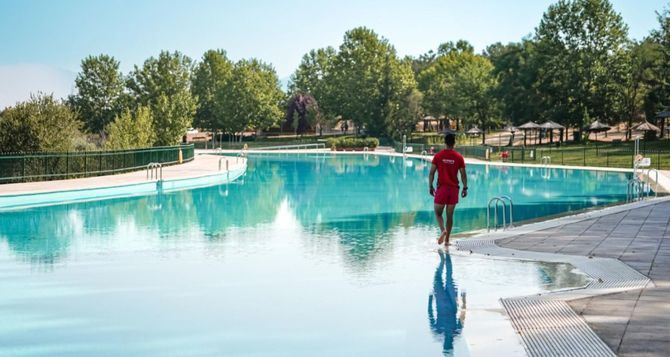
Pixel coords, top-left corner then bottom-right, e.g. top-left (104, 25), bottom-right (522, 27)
top-left (0, 144), bottom-right (195, 183)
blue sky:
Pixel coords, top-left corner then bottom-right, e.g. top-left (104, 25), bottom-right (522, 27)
top-left (0, 0), bottom-right (667, 107)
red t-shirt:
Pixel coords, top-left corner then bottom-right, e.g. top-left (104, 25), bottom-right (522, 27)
top-left (432, 149), bottom-right (465, 187)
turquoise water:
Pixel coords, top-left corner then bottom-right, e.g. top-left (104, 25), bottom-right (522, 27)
top-left (0, 154), bottom-right (627, 356)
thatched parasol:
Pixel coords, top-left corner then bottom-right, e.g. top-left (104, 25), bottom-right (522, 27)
top-left (518, 121), bottom-right (541, 146)
top-left (632, 121), bottom-right (661, 132)
top-left (465, 126), bottom-right (482, 135)
top-left (586, 120), bottom-right (611, 142)
top-left (540, 120), bottom-right (566, 144)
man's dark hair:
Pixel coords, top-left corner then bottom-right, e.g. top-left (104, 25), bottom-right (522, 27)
top-left (445, 133), bottom-right (456, 147)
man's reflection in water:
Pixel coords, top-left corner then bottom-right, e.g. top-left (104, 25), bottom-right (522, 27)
top-left (428, 250), bottom-right (466, 355)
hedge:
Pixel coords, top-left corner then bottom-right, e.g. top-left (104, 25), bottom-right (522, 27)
top-left (327, 137), bottom-right (379, 150)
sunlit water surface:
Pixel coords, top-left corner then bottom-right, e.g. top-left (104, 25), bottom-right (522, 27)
top-left (0, 154), bottom-right (630, 356)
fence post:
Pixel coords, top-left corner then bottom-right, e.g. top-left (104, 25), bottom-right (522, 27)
top-left (583, 147), bottom-right (586, 166)
top-left (657, 151), bottom-right (661, 170)
top-left (606, 151), bottom-right (609, 167)
top-left (65, 152), bottom-right (69, 178)
top-left (22, 156), bottom-right (25, 180)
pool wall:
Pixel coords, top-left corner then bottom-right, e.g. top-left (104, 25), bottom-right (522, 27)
top-left (0, 166), bottom-right (246, 211)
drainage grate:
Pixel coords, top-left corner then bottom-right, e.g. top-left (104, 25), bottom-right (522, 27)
top-left (502, 297), bottom-right (615, 357)
top-left (454, 228), bottom-right (651, 356)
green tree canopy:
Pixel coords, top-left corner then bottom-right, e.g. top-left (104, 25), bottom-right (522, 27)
top-left (289, 47), bottom-right (337, 121)
top-left (127, 51), bottom-right (196, 145)
top-left (104, 106), bottom-right (155, 149)
top-left (646, 7), bottom-right (670, 119)
top-left (0, 94), bottom-right (83, 152)
top-left (327, 27), bottom-right (417, 137)
top-left (486, 40), bottom-right (542, 125)
top-left (221, 59), bottom-right (284, 137)
top-left (191, 49), bottom-right (234, 131)
top-left (69, 54), bottom-right (125, 134)
top-left (534, 0), bottom-right (629, 130)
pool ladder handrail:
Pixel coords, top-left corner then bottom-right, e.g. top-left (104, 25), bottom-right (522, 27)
top-left (627, 178), bottom-right (646, 202)
top-left (487, 195), bottom-right (514, 232)
top-left (645, 168), bottom-right (659, 197)
top-left (146, 162), bottom-right (163, 181)
top-left (541, 156), bottom-right (551, 165)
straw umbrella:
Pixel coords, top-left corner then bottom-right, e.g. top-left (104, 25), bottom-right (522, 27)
top-left (465, 126), bottom-right (482, 146)
top-left (518, 121), bottom-right (541, 146)
top-left (423, 115), bottom-right (436, 132)
top-left (632, 121), bottom-right (661, 140)
top-left (586, 120), bottom-right (611, 142)
top-left (540, 120), bottom-right (566, 144)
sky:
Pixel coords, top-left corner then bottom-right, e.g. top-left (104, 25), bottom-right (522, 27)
top-left (0, 0), bottom-right (668, 108)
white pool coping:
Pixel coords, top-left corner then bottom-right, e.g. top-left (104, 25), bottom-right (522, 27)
top-left (0, 155), bottom-right (247, 211)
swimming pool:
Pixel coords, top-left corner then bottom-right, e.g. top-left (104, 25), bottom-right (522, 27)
top-left (0, 154), bottom-right (629, 356)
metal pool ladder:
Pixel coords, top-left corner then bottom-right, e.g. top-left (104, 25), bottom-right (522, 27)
top-left (541, 156), bottom-right (551, 165)
top-left (626, 178), bottom-right (651, 202)
top-left (146, 162), bottom-right (163, 181)
top-left (487, 195), bottom-right (514, 232)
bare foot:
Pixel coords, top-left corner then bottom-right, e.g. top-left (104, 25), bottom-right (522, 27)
top-left (437, 231), bottom-right (447, 245)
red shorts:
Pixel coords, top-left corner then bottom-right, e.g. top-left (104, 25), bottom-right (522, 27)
top-left (434, 185), bottom-right (459, 205)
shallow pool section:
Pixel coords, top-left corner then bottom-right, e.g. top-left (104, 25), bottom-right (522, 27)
top-left (0, 154), bottom-right (626, 356)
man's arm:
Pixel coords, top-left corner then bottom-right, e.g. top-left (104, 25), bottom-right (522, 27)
top-left (459, 167), bottom-right (468, 198)
top-left (429, 164), bottom-right (437, 196)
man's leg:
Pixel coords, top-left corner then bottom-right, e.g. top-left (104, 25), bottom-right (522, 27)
top-left (444, 204), bottom-right (456, 245)
top-left (434, 204), bottom-right (446, 244)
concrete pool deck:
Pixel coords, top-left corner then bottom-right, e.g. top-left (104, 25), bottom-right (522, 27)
top-left (0, 154), bottom-right (245, 196)
top-left (456, 197), bottom-right (670, 356)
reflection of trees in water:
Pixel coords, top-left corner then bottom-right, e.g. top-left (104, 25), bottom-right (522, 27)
top-left (536, 262), bottom-right (591, 290)
top-left (0, 154), bottom-right (630, 267)
top-left (428, 251), bottom-right (465, 355)
top-left (0, 207), bottom-right (76, 268)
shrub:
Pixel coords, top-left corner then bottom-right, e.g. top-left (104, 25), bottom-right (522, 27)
top-left (105, 106), bottom-right (156, 150)
top-left (327, 136), bottom-right (379, 149)
top-left (0, 94), bottom-right (84, 153)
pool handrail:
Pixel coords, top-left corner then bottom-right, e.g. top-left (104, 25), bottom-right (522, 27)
top-left (146, 162), bottom-right (163, 181)
top-left (645, 168), bottom-right (659, 197)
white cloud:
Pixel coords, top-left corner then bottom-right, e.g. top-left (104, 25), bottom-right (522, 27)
top-left (0, 64), bottom-right (76, 109)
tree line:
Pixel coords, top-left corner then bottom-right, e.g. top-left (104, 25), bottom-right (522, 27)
top-left (1, 0), bottom-right (669, 153)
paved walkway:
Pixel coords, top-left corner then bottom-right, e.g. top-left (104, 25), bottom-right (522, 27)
top-left (0, 154), bottom-right (245, 195)
top-left (498, 201), bottom-right (670, 356)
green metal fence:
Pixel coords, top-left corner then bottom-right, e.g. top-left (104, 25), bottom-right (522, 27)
top-left (488, 145), bottom-right (669, 170)
top-left (0, 144), bottom-right (194, 183)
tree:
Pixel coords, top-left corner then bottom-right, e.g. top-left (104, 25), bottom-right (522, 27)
top-left (127, 51), bottom-right (196, 145)
top-left (328, 27), bottom-right (417, 137)
top-left (534, 0), bottom-right (629, 134)
top-left (221, 59), bottom-right (284, 138)
top-left (289, 47), bottom-right (337, 121)
top-left (0, 94), bottom-right (83, 152)
top-left (486, 40), bottom-right (543, 125)
top-left (105, 106), bottom-right (155, 149)
top-left (191, 50), bottom-right (234, 131)
top-left (284, 92), bottom-right (319, 134)
top-left (451, 56), bottom-right (500, 144)
top-left (646, 7), bottom-right (670, 131)
top-left (418, 41), bottom-right (497, 132)
top-left (69, 54), bottom-right (124, 134)
top-left (387, 88), bottom-right (423, 140)
top-left (620, 39), bottom-right (662, 139)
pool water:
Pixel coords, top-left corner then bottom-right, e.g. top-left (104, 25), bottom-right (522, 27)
top-left (0, 154), bottom-right (627, 356)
